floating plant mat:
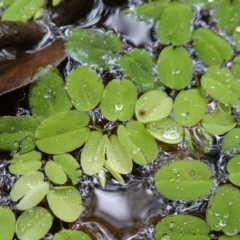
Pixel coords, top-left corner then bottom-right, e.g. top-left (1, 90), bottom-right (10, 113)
top-left (1, 0), bottom-right (240, 240)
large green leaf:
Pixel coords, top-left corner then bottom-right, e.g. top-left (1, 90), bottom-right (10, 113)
top-left (117, 121), bottom-right (158, 165)
top-left (35, 110), bottom-right (90, 154)
top-left (64, 29), bottom-right (122, 69)
top-left (227, 155), bottom-right (240, 187)
top-left (192, 28), bottom-right (233, 66)
top-left (222, 128), bottom-right (240, 155)
top-left (173, 88), bottom-right (207, 127)
top-left (135, 89), bottom-right (173, 123)
top-left (156, 3), bottom-right (193, 46)
top-left (53, 229), bottom-right (91, 240)
top-left (0, 207), bottom-right (16, 240)
top-left (157, 46), bottom-right (193, 90)
top-left (66, 66), bottom-right (104, 111)
top-left (29, 65), bottom-right (72, 122)
top-left (100, 79), bottom-right (137, 121)
top-left (154, 160), bottom-right (213, 201)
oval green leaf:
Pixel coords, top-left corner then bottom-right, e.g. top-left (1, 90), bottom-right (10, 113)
top-left (53, 229), bottom-right (91, 240)
top-left (0, 207), bottom-right (16, 240)
top-left (227, 155), bottom-right (240, 187)
top-left (222, 128), bottom-right (240, 155)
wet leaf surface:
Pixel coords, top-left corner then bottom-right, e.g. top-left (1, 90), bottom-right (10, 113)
top-left (0, 207), bottom-right (16, 240)
top-left (53, 229), bottom-right (91, 240)
top-left (227, 155), bottom-right (240, 187)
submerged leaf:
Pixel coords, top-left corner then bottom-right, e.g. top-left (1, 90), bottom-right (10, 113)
top-left (0, 207), bottom-right (16, 240)
top-left (222, 128), bottom-right (240, 155)
top-left (227, 155), bottom-right (240, 187)
top-left (53, 229), bottom-right (91, 240)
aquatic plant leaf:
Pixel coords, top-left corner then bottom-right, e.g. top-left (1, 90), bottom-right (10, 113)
top-left (201, 66), bottom-right (240, 105)
top-left (98, 169), bottom-right (106, 188)
top-left (2, 0), bottom-right (44, 22)
top-left (66, 66), bottom-right (104, 111)
top-left (206, 184), bottom-right (240, 235)
top-left (0, 0), bottom-right (15, 7)
top-left (120, 49), bottom-right (158, 91)
top-left (81, 131), bottom-right (107, 176)
top-left (106, 135), bottom-right (132, 174)
top-left (178, 0), bottom-right (217, 9)
top-left (135, 89), bottom-right (173, 123)
top-left (146, 118), bottom-right (183, 144)
top-left (233, 27), bottom-right (240, 50)
top-left (214, 0), bottom-right (240, 33)
top-left (202, 112), bottom-right (236, 135)
top-left (222, 129), bottom-right (240, 155)
top-left (117, 121), bottom-right (158, 165)
top-left (53, 229), bottom-right (91, 240)
top-left (173, 88), bottom-right (207, 127)
top-left (192, 28), bottom-right (233, 66)
top-left (29, 65), bottom-right (72, 122)
top-left (0, 116), bottom-right (39, 153)
top-left (155, 215), bottom-right (210, 240)
top-left (231, 56), bottom-right (240, 79)
top-left (45, 161), bottom-right (67, 185)
top-left (47, 186), bottom-right (83, 222)
top-left (52, 0), bottom-right (62, 6)
top-left (35, 110), bottom-right (90, 154)
top-left (16, 207), bottom-right (52, 240)
top-left (100, 79), bottom-right (137, 121)
top-left (104, 160), bottom-right (125, 184)
top-left (157, 46), bottom-right (193, 90)
top-left (9, 150), bottom-right (42, 175)
top-left (227, 155), bottom-right (240, 186)
top-left (154, 160), bottom-right (213, 201)
top-left (0, 207), bottom-right (15, 240)
top-left (10, 171), bottom-right (49, 210)
top-left (157, 3), bottom-right (193, 46)
top-left (219, 235), bottom-right (240, 240)
top-left (218, 102), bottom-right (231, 114)
top-left (64, 29), bottom-right (122, 69)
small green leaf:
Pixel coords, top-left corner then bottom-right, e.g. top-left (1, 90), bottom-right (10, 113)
top-left (10, 171), bottom-right (49, 210)
top-left (157, 46), bottom-right (193, 90)
top-left (47, 186), bottom-right (83, 222)
top-left (0, 207), bottom-right (16, 240)
top-left (117, 121), bottom-right (158, 165)
top-left (218, 102), bottom-right (231, 114)
top-left (206, 184), bottom-right (240, 236)
top-left (98, 169), bottom-right (106, 188)
top-left (173, 88), bottom-right (207, 127)
top-left (146, 118), bottom-right (183, 144)
top-left (16, 207), bottom-right (52, 240)
top-left (106, 135), bottom-right (132, 174)
top-left (45, 161), bottom-right (67, 184)
top-left (9, 150), bottom-right (42, 175)
top-left (154, 160), bottom-right (213, 201)
top-left (155, 215), bottom-right (210, 240)
top-left (192, 28), bottom-right (233, 66)
top-left (53, 229), bottom-right (91, 240)
top-left (64, 29), bottom-right (122, 69)
top-left (233, 26), bottom-right (240, 50)
top-left (157, 3), bottom-right (193, 46)
top-left (66, 66), bottom-right (104, 111)
top-left (135, 89), bottom-right (173, 123)
top-left (35, 110), bottom-right (90, 154)
top-left (219, 235), bottom-right (240, 240)
top-left (2, 0), bottom-right (44, 22)
top-left (120, 49), bottom-right (158, 91)
top-left (104, 160), bottom-right (125, 184)
top-left (222, 128), bottom-right (240, 155)
top-left (52, 0), bottom-right (62, 6)
top-left (227, 155), bottom-right (240, 187)
top-left (29, 65), bottom-right (72, 122)
top-left (100, 79), bottom-right (137, 121)
top-left (231, 56), bottom-right (240, 79)
top-left (81, 131), bottom-right (107, 176)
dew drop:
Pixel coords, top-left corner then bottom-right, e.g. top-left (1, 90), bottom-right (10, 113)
top-left (115, 104), bottom-right (123, 111)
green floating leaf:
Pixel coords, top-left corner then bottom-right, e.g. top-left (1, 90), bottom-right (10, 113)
top-left (206, 184), bottom-right (240, 236)
top-left (0, 116), bottom-right (39, 154)
top-left (231, 56), bottom-right (240, 79)
top-left (201, 66), bottom-right (240, 105)
top-left (192, 28), bottom-right (233, 66)
top-left (9, 150), bottom-right (42, 175)
top-left (64, 29), bottom-right (122, 69)
top-left (0, 0), bottom-right (15, 7)
top-left (155, 215), bottom-right (210, 240)
top-left (0, 207), bottom-right (16, 240)
top-left (222, 128), bottom-right (240, 155)
top-left (219, 235), bottom-right (240, 240)
top-left (120, 49), bottom-right (158, 91)
top-left (52, 0), bottom-right (63, 7)
top-left (233, 26), bottom-right (240, 50)
top-left (157, 3), bottom-right (193, 46)
top-left (154, 160), bottom-right (213, 201)
top-left (47, 186), bottom-right (82, 222)
top-left (2, 0), bottom-right (44, 22)
top-left (100, 79), bottom-right (137, 121)
top-left (45, 161), bottom-right (67, 185)
top-left (16, 207), bottom-right (52, 240)
top-left (104, 160), bottom-right (125, 184)
top-left (117, 121), bottom-right (158, 165)
top-left (106, 135), bottom-right (132, 174)
top-left (178, 0), bottom-right (217, 9)
top-left (81, 131), bottom-right (107, 176)
top-left (157, 46), bottom-right (193, 90)
top-left (202, 112), bottom-right (236, 135)
top-left (66, 66), bottom-right (104, 111)
top-left (227, 155), bottom-right (240, 187)
top-left (53, 229), bottom-right (91, 240)
top-left (214, 0), bottom-right (240, 33)
top-left (36, 110), bottom-right (90, 154)
top-left (10, 171), bottom-right (49, 210)
top-left (173, 88), bottom-right (207, 127)
top-left (218, 102), bottom-right (231, 114)
top-left (29, 65), bottom-right (72, 122)
top-left (135, 89), bottom-right (173, 123)
top-left (146, 118), bottom-right (183, 144)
